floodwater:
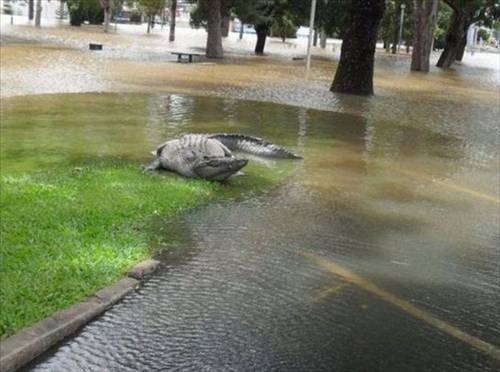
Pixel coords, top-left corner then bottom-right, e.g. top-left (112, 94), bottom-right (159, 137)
top-left (2, 21), bottom-right (500, 372)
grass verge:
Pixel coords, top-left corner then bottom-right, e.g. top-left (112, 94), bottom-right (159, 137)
top-left (0, 160), bottom-right (217, 338)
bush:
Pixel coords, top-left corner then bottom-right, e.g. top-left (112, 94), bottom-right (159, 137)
top-left (477, 28), bottom-right (491, 43)
top-left (67, 0), bottom-right (104, 27)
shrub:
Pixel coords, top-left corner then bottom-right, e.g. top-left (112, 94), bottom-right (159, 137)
top-left (67, 0), bottom-right (104, 26)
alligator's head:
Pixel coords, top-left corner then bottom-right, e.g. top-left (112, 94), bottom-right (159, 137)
top-left (193, 157), bottom-right (248, 181)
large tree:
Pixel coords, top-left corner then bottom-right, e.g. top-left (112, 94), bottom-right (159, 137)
top-left (205, 0), bottom-right (224, 58)
top-left (411, 0), bottom-right (439, 72)
top-left (437, 0), bottom-right (499, 69)
top-left (436, 0), bottom-right (476, 68)
top-left (331, 0), bottom-right (385, 95)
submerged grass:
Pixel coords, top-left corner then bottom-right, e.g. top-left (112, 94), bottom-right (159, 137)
top-left (0, 160), bottom-right (218, 338)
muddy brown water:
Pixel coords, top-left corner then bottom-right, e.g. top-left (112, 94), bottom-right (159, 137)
top-left (2, 24), bottom-right (499, 372)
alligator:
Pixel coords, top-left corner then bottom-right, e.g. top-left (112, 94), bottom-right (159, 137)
top-left (144, 133), bottom-right (301, 181)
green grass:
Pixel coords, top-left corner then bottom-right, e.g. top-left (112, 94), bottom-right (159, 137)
top-left (0, 160), bottom-right (218, 338)
top-left (0, 92), bottom-right (297, 339)
top-left (0, 157), bottom-right (293, 339)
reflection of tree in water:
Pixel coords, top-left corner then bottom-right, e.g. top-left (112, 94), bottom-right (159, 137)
top-left (145, 94), bottom-right (196, 143)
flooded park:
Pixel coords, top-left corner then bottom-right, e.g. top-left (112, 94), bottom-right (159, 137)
top-left (1, 3), bottom-right (500, 372)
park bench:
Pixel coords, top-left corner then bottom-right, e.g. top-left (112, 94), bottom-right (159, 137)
top-left (89, 43), bottom-right (103, 50)
top-left (171, 51), bottom-right (202, 63)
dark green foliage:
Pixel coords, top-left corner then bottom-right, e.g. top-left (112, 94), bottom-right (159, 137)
top-left (315, 0), bottom-right (351, 38)
top-left (434, 4), bottom-right (453, 49)
top-left (67, 0), bottom-right (105, 26)
top-left (378, 0), bottom-right (413, 52)
top-left (271, 12), bottom-right (298, 41)
top-left (190, 0), bottom-right (209, 28)
top-left (477, 28), bottom-right (491, 42)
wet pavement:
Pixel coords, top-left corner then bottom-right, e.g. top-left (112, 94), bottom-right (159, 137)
top-left (2, 19), bottom-right (499, 372)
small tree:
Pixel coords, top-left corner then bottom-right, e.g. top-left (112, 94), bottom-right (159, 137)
top-left (233, 0), bottom-right (308, 55)
top-left (271, 12), bottom-right (297, 42)
top-left (139, 0), bottom-right (166, 33)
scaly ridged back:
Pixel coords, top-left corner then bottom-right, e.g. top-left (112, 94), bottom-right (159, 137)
top-left (209, 133), bottom-right (302, 159)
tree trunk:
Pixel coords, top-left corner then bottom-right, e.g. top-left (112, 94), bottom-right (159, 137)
top-left (412, 1), bottom-right (431, 71)
top-left (455, 31), bottom-right (467, 61)
top-left (239, 22), bottom-right (244, 39)
top-left (169, 0), bottom-right (176, 41)
top-left (221, 15), bottom-right (230, 37)
top-left (29, 0), bottom-right (34, 20)
top-left (313, 28), bottom-right (318, 47)
top-left (391, 0), bottom-right (401, 54)
top-left (206, 0), bottom-right (223, 58)
top-left (331, 0), bottom-right (385, 96)
top-left (103, 8), bottom-right (111, 32)
top-left (436, 3), bottom-right (474, 69)
top-left (147, 18), bottom-right (151, 33)
top-left (59, 0), bottom-right (65, 20)
top-left (320, 28), bottom-right (327, 48)
top-left (35, 0), bottom-right (42, 27)
top-left (255, 23), bottom-right (269, 55)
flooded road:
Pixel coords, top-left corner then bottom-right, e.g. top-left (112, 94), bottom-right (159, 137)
top-left (2, 20), bottom-right (499, 372)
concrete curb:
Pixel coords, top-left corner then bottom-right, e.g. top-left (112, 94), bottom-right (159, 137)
top-left (0, 259), bottom-right (161, 372)
top-left (127, 259), bottom-right (161, 280)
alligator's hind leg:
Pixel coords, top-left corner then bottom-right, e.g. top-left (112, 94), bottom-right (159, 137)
top-left (143, 159), bottom-right (162, 172)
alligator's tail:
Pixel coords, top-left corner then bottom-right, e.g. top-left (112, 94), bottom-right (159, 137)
top-left (209, 133), bottom-right (302, 159)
